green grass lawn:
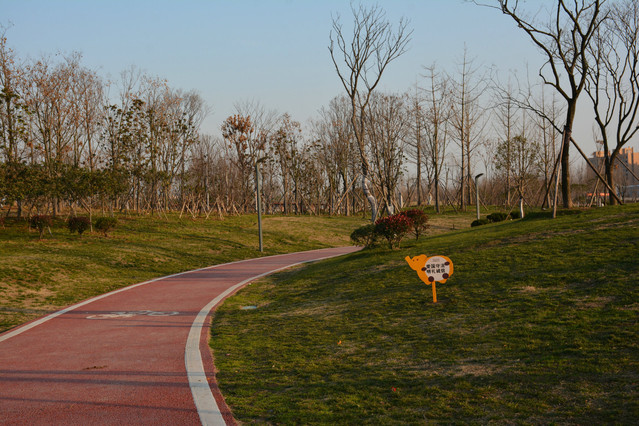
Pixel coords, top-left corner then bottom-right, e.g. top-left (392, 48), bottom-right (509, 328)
top-left (210, 205), bottom-right (639, 424)
top-left (0, 212), bottom-right (369, 332)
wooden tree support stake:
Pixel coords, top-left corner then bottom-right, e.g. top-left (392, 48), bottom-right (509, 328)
top-left (570, 137), bottom-right (623, 205)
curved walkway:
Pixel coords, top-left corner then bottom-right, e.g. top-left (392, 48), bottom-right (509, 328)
top-left (0, 246), bottom-right (359, 425)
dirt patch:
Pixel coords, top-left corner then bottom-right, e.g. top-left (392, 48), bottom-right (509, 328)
top-left (427, 215), bottom-right (475, 234)
top-left (454, 362), bottom-right (501, 377)
top-left (574, 296), bottom-right (615, 310)
top-left (619, 303), bottom-right (639, 311)
top-left (589, 217), bottom-right (639, 231)
top-left (0, 286), bottom-right (59, 311)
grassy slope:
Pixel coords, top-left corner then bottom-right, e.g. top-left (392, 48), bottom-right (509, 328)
top-left (210, 205), bottom-right (639, 424)
top-left (0, 213), bottom-right (367, 332)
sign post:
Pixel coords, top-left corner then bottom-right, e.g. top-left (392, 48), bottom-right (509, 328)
top-left (405, 255), bottom-right (454, 303)
top-left (255, 157), bottom-right (267, 252)
top-left (475, 173), bottom-right (484, 221)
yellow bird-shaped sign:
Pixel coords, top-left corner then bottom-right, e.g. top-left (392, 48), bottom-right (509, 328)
top-left (405, 255), bottom-right (453, 303)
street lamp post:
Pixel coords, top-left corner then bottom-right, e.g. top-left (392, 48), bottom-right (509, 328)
top-left (475, 173), bottom-right (484, 221)
top-left (255, 157), bottom-right (267, 252)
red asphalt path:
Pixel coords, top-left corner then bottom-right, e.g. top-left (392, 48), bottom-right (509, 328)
top-left (0, 247), bottom-right (359, 425)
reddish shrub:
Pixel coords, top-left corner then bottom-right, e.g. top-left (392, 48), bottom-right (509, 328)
top-left (29, 215), bottom-right (52, 239)
top-left (400, 209), bottom-right (430, 240)
top-left (375, 213), bottom-right (412, 249)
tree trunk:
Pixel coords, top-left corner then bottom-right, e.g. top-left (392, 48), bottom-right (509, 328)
top-left (606, 151), bottom-right (618, 206)
top-left (434, 168), bottom-right (440, 214)
top-left (560, 125), bottom-right (573, 208)
top-left (362, 171), bottom-right (377, 222)
top-left (416, 132), bottom-right (422, 206)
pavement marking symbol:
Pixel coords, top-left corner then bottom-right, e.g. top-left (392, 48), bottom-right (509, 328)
top-left (86, 310), bottom-right (180, 319)
top-left (0, 247), bottom-right (359, 426)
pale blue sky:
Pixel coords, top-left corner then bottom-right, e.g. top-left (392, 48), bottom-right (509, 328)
top-left (3, 0), bottom-right (603, 151)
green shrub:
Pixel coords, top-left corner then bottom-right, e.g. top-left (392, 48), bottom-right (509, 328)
top-left (375, 213), bottom-right (412, 249)
top-left (509, 210), bottom-right (522, 219)
top-left (67, 216), bottom-right (91, 235)
top-left (29, 215), bottom-right (52, 239)
top-left (471, 218), bottom-right (491, 227)
top-left (400, 208), bottom-right (430, 240)
top-left (94, 216), bottom-right (117, 237)
top-left (350, 224), bottom-right (378, 248)
top-left (487, 212), bottom-right (508, 222)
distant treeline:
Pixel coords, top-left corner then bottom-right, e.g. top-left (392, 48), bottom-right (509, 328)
top-left (2, 0), bottom-right (639, 221)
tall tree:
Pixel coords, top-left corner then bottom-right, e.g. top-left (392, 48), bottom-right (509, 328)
top-left (405, 85), bottom-right (426, 206)
top-left (271, 113), bottom-right (301, 214)
top-left (329, 3), bottom-right (411, 221)
top-left (366, 92), bottom-right (408, 215)
top-left (73, 65), bottom-right (104, 172)
top-left (492, 77), bottom-right (519, 205)
top-left (314, 96), bottom-right (358, 216)
top-left (480, 0), bottom-right (606, 208)
top-left (422, 64), bottom-right (451, 213)
top-left (533, 88), bottom-right (562, 207)
top-left (221, 114), bottom-right (258, 211)
top-left (586, 0), bottom-right (639, 204)
top-left (0, 25), bottom-right (28, 165)
top-left (450, 47), bottom-right (487, 210)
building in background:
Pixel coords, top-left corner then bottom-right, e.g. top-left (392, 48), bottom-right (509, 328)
top-left (588, 146), bottom-right (639, 203)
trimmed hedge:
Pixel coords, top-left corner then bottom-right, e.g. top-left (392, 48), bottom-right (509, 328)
top-left (350, 224), bottom-right (377, 247)
top-left (94, 216), bottom-right (117, 237)
top-left (67, 216), bottom-right (91, 235)
top-left (29, 215), bottom-right (52, 239)
top-left (487, 212), bottom-right (508, 222)
top-left (471, 218), bottom-right (491, 227)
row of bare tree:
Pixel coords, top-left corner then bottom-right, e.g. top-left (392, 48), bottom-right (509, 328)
top-left (1, 0), bottom-right (638, 221)
top-left (329, 0), bottom-right (639, 219)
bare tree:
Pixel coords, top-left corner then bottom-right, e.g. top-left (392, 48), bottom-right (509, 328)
top-left (534, 88), bottom-right (563, 207)
top-left (0, 25), bottom-right (32, 219)
top-left (422, 64), bottom-right (452, 213)
top-left (329, 3), bottom-right (411, 221)
top-left (495, 111), bottom-right (540, 203)
top-left (479, 0), bottom-right (606, 208)
top-left (492, 77), bottom-right (520, 205)
top-left (449, 47), bottom-right (488, 210)
top-left (221, 114), bottom-right (259, 211)
top-left (271, 113), bottom-right (302, 214)
top-left (366, 92), bottom-right (408, 214)
top-left (73, 65), bottom-right (104, 172)
top-left (314, 96), bottom-right (358, 215)
top-left (0, 25), bottom-right (28, 165)
top-left (586, 0), bottom-right (639, 204)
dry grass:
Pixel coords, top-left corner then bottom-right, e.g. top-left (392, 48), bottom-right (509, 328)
top-left (211, 204), bottom-right (639, 424)
top-left (0, 212), bottom-right (366, 332)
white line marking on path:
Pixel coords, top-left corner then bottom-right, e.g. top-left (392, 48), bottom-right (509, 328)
top-left (86, 310), bottom-right (180, 319)
top-left (185, 251), bottom-right (353, 426)
top-left (0, 248), bottom-right (356, 426)
top-left (0, 270), bottom-right (195, 343)
top-left (0, 253), bottom-right (283, 343)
